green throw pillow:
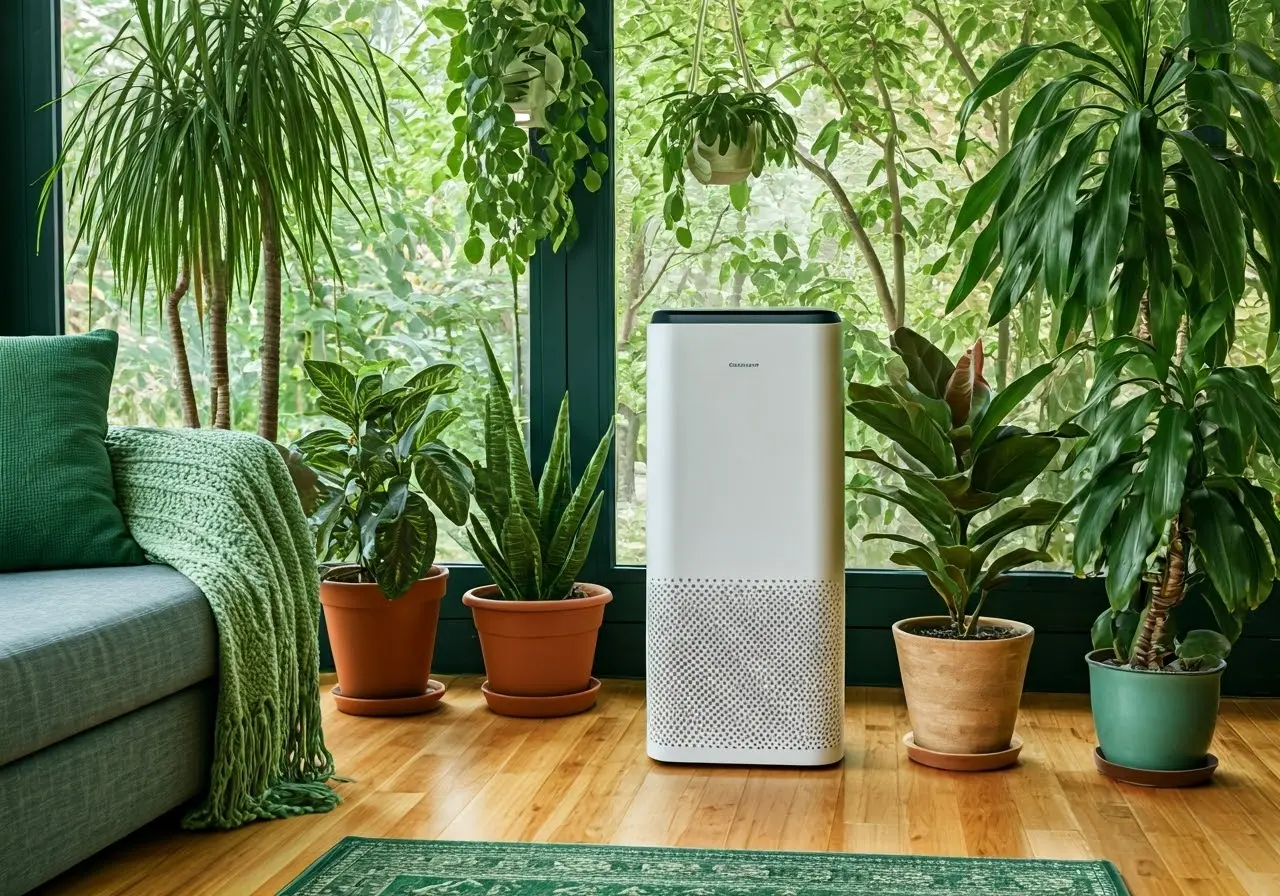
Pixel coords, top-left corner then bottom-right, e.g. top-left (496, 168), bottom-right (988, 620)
top-left (0, 329), bottom-right (144, 571)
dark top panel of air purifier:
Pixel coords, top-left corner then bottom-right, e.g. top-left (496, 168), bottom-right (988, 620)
top-left (651, 308), bottom-right (841, 324)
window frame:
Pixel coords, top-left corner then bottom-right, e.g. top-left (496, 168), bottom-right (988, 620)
top-left (23, 0), bottom-right (1280, 695)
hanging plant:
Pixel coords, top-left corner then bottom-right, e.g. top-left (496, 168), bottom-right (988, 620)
top-left (645, 0), bottom-right (796, 246)
top-left (440, 0), bottom-right (608, 278)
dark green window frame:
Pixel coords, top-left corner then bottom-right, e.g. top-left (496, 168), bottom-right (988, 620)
top-left (10, 0), bottom-right (1280, 694)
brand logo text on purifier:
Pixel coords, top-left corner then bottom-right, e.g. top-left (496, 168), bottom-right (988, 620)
top-left (728, 362), bottom-right (760, 368)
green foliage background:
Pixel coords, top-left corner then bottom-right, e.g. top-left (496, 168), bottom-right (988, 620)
top-left (61, 0), bottom-right (1280, 567)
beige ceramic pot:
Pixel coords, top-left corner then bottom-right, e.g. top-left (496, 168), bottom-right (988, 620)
top-left (892, 615), bottom-right (1033, 755)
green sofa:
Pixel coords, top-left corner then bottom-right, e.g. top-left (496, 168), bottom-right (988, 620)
top-left (0, 564), bottom-right (218, 894)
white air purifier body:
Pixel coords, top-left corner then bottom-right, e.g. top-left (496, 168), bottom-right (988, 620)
top-left (645, 308), bottom-right (845, 766)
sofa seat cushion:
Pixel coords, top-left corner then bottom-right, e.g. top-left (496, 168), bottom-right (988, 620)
top-left (0, 564), bottom-right (216, 766)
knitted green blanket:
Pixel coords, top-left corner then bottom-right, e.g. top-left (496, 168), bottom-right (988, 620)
top-left (105, 426), bottom-right (339, 829)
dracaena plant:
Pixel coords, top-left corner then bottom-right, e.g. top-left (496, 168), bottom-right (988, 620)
top-left (295, 359), bottom-right (474, 599)
top-left (847, 328), bottom-right (1081, 638)
top-left (947, 0), bottom-right (1280, 361)
top-left (1053, 336), bottom-right (1280, 671)
top-left (467, 332), bottom-right (615, 600)
top-left (949, 0), bottom-right (1280, 671)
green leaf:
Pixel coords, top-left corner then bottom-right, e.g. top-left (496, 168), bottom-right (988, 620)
top-left (1042, 125), bottom-right (1103, 303)
top-left (853, 486), bottom-right (958, 544)
top-left (970, 499), bottom-right (1064, 551)
top-left (972, 343), bottom-right (1086, 451)
top-left (1140, 405), bottom-right (1194, 541)
top-left (1072, 456), bottom-right (1137, 572)
top-left (1175, 629), bottom-right (1233, 669)
top-left (501, 503), bottom-right (543, 599)
top-left (889, 327), bottom-right (955, 399)
top-left (369, 493), bottom-right (437, 599)
top-left (431, 7), bottom-right (467, 30)
top-left (305, 360), bottom-right (358, 424)
top-left (979, 548), bottom-right (1051, 590)
top-left (464, 235), bottom-right (486, 264)
top-left (969, 434), bottom-right (1060, 497)
top-left (546, 491), bottom-right (604, 598)
top-left (957, 42), bottom-right (1127, 160)
top-left (1234, 40), bottom-right (1280, 82)
top-left (1171, 131), bottom-right (1246, 304)
top-left (847, 386), bottom-right (957, 477)
top-left (1085, 0), bottom-right (1143, 82)
top-left (1188, 487), bottom-right (1272, 611)
top-left (846, 448), bottom-right (957, 517)
top-left (1080, 109), bottom-right (1141, 316)
top-left (545, 417), bottom-right (615, 580)
top-left (414, 444), bottom-right (474, 526)
top-left (729, 180), bottom-right (751, 210)
top-left (1105, 495), bottom-right (1158, 610)
top-left (950, 147), bottom-right (1019, 243)
top-left (537, 395), bottom-right (573, 555)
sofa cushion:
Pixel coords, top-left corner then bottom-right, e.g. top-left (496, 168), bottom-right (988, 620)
top-left (0, 329), bottom-right (144, 572)
top-left (0, 564), bottom-right (216, 766)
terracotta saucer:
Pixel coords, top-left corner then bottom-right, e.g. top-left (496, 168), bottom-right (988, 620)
top-left (903, 731), bottom-right (1024, 771)
top-left (480, 678), bottom-right (601, 718)
top-left (1094, 747), bottom-right (1218, 787)
top-left (332, 680), bottom-right (446, 717)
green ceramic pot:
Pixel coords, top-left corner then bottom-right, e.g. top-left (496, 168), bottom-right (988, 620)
top-left (1085, 648), bottom-right (1224, 771)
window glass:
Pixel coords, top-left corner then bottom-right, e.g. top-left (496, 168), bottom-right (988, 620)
top-left (60, 0), bottom-right (527, 560)
top-left (614, 0), bottom-right (1280, 568)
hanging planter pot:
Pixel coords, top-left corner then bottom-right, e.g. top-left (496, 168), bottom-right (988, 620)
top-left (502, 46), bottom-right (563, 129)
top-left (685, 124), bottom-right (760, 185)
top-left (646, 0), bottom-right (795, 237)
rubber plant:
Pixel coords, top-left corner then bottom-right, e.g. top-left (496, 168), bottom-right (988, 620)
top-left (847, 327), bottom-right (1082, 637)
top-left (296, 359), bottom-right (474, 598)
top-left (466, 332), bottom-right (615, 600)
top-left (950, 0), bottom-right (1280, 670)
top-left (440, 0), bottom-right (608, 396)
top-left (46, 0), bottom-right (399, 441)
top-left (645, 0), bottom-right (797, 246)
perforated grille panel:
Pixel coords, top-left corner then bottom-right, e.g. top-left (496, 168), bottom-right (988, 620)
top-left (646, 578), bottom-right (844, 753)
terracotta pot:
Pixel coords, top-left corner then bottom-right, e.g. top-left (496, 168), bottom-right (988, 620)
top-left (463, 583), bottom-right (612, 698)
top-left (892, 615), bottom-right (1033, 755)
top-left (319, 566), bottom-right (447, 700)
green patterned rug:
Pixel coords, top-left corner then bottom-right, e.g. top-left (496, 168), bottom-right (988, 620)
top-left (279, 838), bottom-right (1129, 896)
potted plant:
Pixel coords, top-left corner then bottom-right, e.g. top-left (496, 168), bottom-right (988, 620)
top-left (645, 0), bottom-right (796, 246)
top-left (463, 333), bottom-right (615, 718)
top-left (295, 358), bottom-right (474, 717)
top-left (441, 0), bottom-right (609, 278)
top-left (951, 0), bottom-right (1280, 781)
top-left (847, 327), bottom-right (1081, 770)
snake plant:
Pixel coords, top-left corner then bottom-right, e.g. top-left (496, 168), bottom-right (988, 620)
top-left (467, 332), bottom-right (615, 600)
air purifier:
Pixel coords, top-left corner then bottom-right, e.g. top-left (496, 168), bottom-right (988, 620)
top-left (645, 308), bottom-right (846, 766)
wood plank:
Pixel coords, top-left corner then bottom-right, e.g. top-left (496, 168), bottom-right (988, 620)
top-left (34, 678), bottom-right (1280, 896)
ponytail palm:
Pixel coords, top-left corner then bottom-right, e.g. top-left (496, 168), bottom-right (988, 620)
top-left (47, 0), bottom-right (398, 440)
top-left (209, 0), bottom-right (398, 442)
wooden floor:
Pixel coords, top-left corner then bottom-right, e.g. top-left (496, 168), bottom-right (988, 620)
top-left (37, 676), bottom-right (1280, 896)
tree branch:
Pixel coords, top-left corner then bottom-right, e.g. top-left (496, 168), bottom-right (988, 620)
top-left (619, 206), bottom-right (733, 350)
top-left (763, 62), bottom-right (815, 92)
top-left (912, 1), bottom-right (980, 89)
top-left (871, 49), bottom-right (907, 326)
top-left (794, 148), bottom-right (899, 330)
